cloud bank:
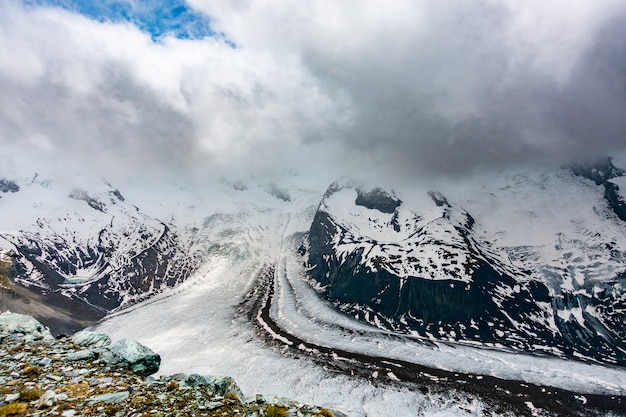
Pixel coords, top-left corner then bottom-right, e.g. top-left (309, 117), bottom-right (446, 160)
top-left (1, 0), bottom-right (626, 183)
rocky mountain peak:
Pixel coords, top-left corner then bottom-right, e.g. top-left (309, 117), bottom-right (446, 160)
top-left (569, 156), bottom-right (625, 185)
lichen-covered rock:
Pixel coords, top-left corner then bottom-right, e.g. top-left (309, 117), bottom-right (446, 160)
top-left (71, 330), bottom-right (111, 348)
top-left (0, 312), bottom-right (54, 341)
top-left (64, 349), bottom-right (98, 361)
top-left (87, 391), bottom-right (130, 404)
top-left (184, 374), bottom-right (244, 399)
top-left (108, 338), bottom-right (160, 376)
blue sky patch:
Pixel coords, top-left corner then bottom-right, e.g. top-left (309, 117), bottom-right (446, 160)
top-left (24, 0), bottom-right (217, 41)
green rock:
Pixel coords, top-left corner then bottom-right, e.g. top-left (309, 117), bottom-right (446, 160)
top-left (0, 313), bottom-right (54, 341)
top-left (109, 338), bottom-right (161, 376)
top-left (87, 391), bottom-right (130, 404)
top-left (71, 330), bottom-right (111, 348)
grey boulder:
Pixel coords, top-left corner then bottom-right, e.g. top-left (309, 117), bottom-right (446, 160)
top-left (71, 330), bottom-right (111, 348)
top-left (0, 312), bottom-right (54, 341)
top-left (108, 338), bottom-right (161, 376)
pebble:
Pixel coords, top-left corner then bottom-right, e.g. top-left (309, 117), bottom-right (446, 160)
top-left (205, 401), bottom-right (224, 410)
top-left (38, 357), bottom-right (52, 367)
top-left (65, 349), bottom-right (96, 361)
top-left (37, 390), bottom-right (56, 409)
top-left (5, 393), bottom-right (20, 402)
top-left (87, 391), bottom-right (130, 404)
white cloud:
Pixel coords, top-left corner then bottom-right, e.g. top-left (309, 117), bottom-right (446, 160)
top-left (1, 0), bottom-right (626, 184)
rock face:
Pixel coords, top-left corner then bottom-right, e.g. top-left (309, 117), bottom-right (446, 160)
top-left (570, 157), bottom-right (626, 222)
top-left (306, 178), bottom-right (626, 366)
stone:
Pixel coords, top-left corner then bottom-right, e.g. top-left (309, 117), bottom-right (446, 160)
top-left (87, 391), bottom-right (130, 404)
top-left (46, 374), bottom-right (63, 382)
top-left (190, 374), bottom-right (245, 399)
top-left (108, 339), bottom-right (160, 376)
top-left (65, 349), bottom-right (97, 361)
top-left (205, 401), bottom-right (224, 410)
top-left (263, 396), bottom-right (293, 407)
top-left (71, 330), bottom-right (111, 348)
top-left (95, 348), bottom-right (121, 366)
top-left (38, 357), bottom-right (52, 367)
top-left (0, 313), bottom-right (54, 341)
top-left (61, 410), bottom-right (76, 417)
top-left (5, 393), bottom-right (20, 402)
top-left (37, 390), bottom-right (56, 409)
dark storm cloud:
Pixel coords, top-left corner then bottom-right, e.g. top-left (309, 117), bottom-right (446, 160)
top-left (285, 1), bottom-right (626, 178)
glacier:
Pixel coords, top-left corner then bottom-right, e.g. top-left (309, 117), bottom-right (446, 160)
top-left (2, 160), bottom-right (626, 415)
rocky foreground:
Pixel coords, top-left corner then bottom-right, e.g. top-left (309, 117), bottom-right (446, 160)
top-left (0, 313), bottom-right (342, 417)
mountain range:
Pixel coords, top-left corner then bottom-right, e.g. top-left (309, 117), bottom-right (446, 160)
top-left (2, 157), bottom-right (626, 415)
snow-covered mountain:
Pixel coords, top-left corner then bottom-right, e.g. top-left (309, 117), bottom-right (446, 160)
top-left (3, 159), bottom-right (626, 415)
top-left (0, 172), bottom-right (199, 333)
top-left (306, 158), bottom-right (626, 366)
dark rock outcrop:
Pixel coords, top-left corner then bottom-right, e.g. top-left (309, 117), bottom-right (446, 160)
top-left (0, 179), bottom-right (19, 194)
top-left (570, 156), bottom-right (626, 222)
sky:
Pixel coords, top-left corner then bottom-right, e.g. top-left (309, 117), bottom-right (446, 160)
top-left (1, 0), bottom-right (626, 185)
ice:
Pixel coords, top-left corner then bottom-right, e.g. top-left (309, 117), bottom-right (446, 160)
top-left (95, 190), bottom-right (501, 416)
